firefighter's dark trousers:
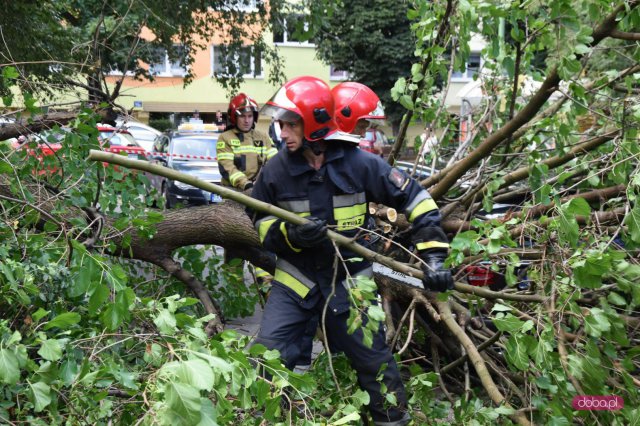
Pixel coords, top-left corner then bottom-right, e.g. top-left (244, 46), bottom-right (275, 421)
top-left (254, 284), bottom-right (410, 425)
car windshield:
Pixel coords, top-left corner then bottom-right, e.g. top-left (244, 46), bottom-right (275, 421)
top-left (170, 136), bottom-right (218, 160)
top-left (100, 131), bottom-right (137, 147)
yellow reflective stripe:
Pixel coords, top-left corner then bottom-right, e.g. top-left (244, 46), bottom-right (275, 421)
top-left (266, 148), bottom-right (278, 158)
top-left (257, 217), bottom-right (278, 242)
top-left (233, 146), bottom-right (259, 154)
top-left (218, 153), bottom-right (234, 160)
top-left (405, 190), bottom-right (430, 213)
top-left (334, 203), bottom-right (367, 220)
top-left (334, 203), bottom-right (367, 231)
top-left (255, 268), bottom-right (271, 278)
top-left (229, 171), bottom-right (246, 185)
top-left (280, 222), bottom-right (302, 252)
top-left (408, 198), bottom-right (438, 222)
top-left (274, 269), bottom-right (310, 298)
top-left (416, 241), bottom-right (450, 250)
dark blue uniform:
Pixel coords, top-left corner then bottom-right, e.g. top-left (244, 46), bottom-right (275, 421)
top-left (249, 142), bottom-right (448, 424)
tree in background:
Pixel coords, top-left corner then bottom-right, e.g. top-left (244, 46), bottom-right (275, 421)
top-left (309, 0), bottom-right (415, 133)
top-left (0, 0), bottom-right (288, 114)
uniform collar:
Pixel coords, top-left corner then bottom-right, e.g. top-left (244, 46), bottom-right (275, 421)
top-left (285, 143), bottom-right (345, 176)
top-left (232, 127), bottom-right (250, 136)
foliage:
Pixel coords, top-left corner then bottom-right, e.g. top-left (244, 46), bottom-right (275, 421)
top-left (0, 0), bottom-right (288, 102)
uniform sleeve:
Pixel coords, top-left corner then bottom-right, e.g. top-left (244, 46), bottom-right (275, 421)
top-left (365, 155), bottom-right (450, 252)
top-left (217, 131), bottom-right (248, 189)
top-left (248, 165), bottom-right (306, 256)
top-left (261, 132), bottom-right (278, 161)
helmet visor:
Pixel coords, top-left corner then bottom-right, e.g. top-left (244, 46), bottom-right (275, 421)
top-left (362, 101), bottom-right (386, 127)
top-left (260, 104), bottom-right (301, 123)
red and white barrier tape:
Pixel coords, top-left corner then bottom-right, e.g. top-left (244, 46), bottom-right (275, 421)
top-left (114, 149), bottom-right (217, 161)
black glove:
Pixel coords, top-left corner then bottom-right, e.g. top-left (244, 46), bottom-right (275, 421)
top-left (419, 250), bottom-right (454, 292)
top-left (286, 217), bottom-right (328, 248)
top-left (243, 181), bottom-right (254, 190)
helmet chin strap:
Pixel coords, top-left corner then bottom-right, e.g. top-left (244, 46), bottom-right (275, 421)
top-left (303, 139), bottom-right (327, 156)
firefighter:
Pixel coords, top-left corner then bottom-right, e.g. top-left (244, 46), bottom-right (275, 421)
top-left (217, 93), bottom-right (277, 191)
top-left (249, 76), bottom-right (453, 425)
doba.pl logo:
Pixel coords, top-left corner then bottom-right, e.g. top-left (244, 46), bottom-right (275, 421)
top-left (572, 395), bottom-right (624, 411)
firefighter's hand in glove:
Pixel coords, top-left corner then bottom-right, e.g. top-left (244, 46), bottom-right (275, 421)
top-left (419, 250), bottom-right (454, 292)
top-left (287, 217), bottom-right (328, 248)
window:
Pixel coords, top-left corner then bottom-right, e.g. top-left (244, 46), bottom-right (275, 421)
top-left (216, 0), bottom-right (260, 12)
top-left (451, 52), bottom-right (482, 81)
top-left (149, 45), bottom-right (188, 77)
top-left (212, 45), bottom-right (263, 78)
top-left (329, 65), bottom-right (349, 81)
top-left (273, 14), bottom-right (314, 46)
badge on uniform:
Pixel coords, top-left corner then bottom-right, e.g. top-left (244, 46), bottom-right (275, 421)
top-left (230, 139), bottom-right (241, 146)
top-left (388, 168), bottom-right (407, 189)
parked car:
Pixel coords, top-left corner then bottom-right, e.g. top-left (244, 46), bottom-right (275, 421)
top-left (115, 119), bottom-right (162, 153)
top-left (394, 160), bottom-right (438, 180)
top-left (12, 126), bottom-right (147, 174)
top-left (150, 129), bottom-right (223, 208)
top-left (97, 126), bottom-right (148, 160)
top-left (359, 127), bottom-right (392, 158)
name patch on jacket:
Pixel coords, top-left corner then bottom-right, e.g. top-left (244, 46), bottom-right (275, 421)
top-left (388, 168), bottom-right (408, 189)
top-left (230, 139), bottom-right (242, 146)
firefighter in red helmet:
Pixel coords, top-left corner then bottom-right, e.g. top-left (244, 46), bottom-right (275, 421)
top-left (217, 93), bottom-right (277, 190)
top-left (248, 76), bottom-right (453, 425)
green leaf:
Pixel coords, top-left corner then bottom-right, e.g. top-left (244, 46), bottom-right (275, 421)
top-left (333, 412), bottom-right (361, 425)
top-left (154, 309), bottom-right (177, 335)
top-left (624, 204), bottom-right (640, 243)
top-left (29, 381), bottom-right (52, 412)
top-left (161, 359), bottom-right (214, 392)
top-left (0, 160), bottom-right (13, 174)
top-left (492, 313), bottom-right (525, 332)
top-left (43, 312), bottom-right (81, 330)
top-left (106, 263), bottom-right (128, 291)
top-left (32, 308), bottom-right (50, 323)
top-left (164, 381), bottom-right (202, 425)
top-left (607, 292), bottom-right (627, 306)
top-left (100, 288), bottom-right (135, 330)
top-left (367, 305), bottom-right (385, 322)
top-left (88, 284), bottom-right (110, 314)
top-left (0, 348), bottom-right (20, 384)
top-left (197, 398), bottom-right (218, 426)
top-left (584, 307), bottom-right (610, 338)
top-left (38, 339), bottom-right (62, 361)
top-left (491, 303), bottom-right (512, 312)
top-left (2, 66), bottom-right (19, 79)
top-left (399, 95), bottom-right (414, 110)
top-left (505, 334), bottom-right (532, 370)
top-left (563, 197), bottom-right (591, 217)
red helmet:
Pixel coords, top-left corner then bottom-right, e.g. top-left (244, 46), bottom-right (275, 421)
top-left (228, 93), bottom-right (259, 128)
top-left (260, 76), bottom-right (337, 141)
top-left (331, 82), bottom-right (385, 134)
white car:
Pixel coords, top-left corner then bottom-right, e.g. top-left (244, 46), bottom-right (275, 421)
top-left (115, 119), bottom-right (162, 153)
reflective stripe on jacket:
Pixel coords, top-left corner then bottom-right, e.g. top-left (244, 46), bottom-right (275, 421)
top-left (249, 143), bottom-right (448, 314)
top-left (217, 128), bottom-right (277, 189)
